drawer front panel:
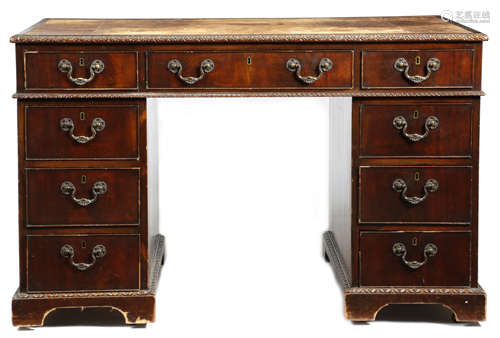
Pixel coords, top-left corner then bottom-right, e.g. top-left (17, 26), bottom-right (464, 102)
top-left (359, 166), bottom-right (472, 224)
top-left (147, 50), bottom-right (353, 88)
top-left (359, 231), bottom-right (470, 286)
top-left (26, 169), bottom-right (140, 227)
top-left (27, 234), bottom-right (140, 292)
top-left (24, 51), bottom-right (138, 90)
top-left (360, 102), bottom-right (472, 157)
top-left (25, 104), bottom-right (139, 160)
top-left (362, 49), bottom-right (474, 89)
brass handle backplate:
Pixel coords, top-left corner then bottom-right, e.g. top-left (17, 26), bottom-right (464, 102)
top-left (392, 242), bottom-right (438, 270)
top-left (60, 244), bottom-right (107, 271)
top-left (60, 180), bottom-right (107, 207)
top-left (167, 59), bottom-right (214, 84)
top-left (286, 57), bottom-right (333, 84)
top-left (393, 115), bottom-right (439, 142)
top-left (394, 57), bottom-right (440, 84)
top-left (392, 178), bottom-right (439, 205)
top-left (58, 59), bottom-right (105, 86)
top-left (60, 117), bottom-right (106, 144)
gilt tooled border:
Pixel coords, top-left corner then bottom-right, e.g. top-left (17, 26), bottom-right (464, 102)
top-left (10, 33), bottom-right (488, 44)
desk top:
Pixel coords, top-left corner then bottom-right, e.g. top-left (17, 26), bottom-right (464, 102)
top-left (10, 16), bottom-right (487, 44)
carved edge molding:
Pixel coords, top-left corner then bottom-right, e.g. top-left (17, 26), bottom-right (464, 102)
top-left (322, 230), bottom-right (486, 297)
top-left (13, 234), bottom-right (165, 300)
top-left (10, 33), bottom-right (488, 44)
top-left (323, 230), bottom-right (351, 290)
top-left (13, 90), bottom-right (486, 100)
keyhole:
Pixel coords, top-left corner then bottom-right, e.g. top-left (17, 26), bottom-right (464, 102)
top-left (81, 175), bottom-right (87, 184)
top-left (79, 57), bottom-right (85, 67)
top-left (81, 240), bottom-right (86, 249)
top-left (411, 237), bottom-right (418, 246)
top-left (415, 56), bottom-right (421, 65)
top-left (80, 111), bottom-right (86, 121)
top-left (413, 110), bottom-right (419, 119)
top-left (414, 172), bottom-right (420, 182)
top-left (247, 56), bottom-right (252, 65)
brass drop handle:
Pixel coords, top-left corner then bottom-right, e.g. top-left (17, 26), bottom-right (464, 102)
top-left (394, 57), bottom-right (440, 84)
top-left (392, 242), bottom-right (438, 270)
top-left (60, 244), bottom-right (107, 271)
top-left (392, 178), bottom-right (439, 205)
top-left (286, 57), bottom-right (333, 84)
top-left (60, 181), bottom-right (107, 207)
top-left (167, 59), bottom-right (214, 84)
top-left (60, 117), bottom-right (106, 144)
top-left (58, 59), bottom-right (105, 86)
top-left (393, 115), bottom-right (439, 142)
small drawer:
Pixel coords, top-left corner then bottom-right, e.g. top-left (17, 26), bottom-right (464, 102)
top-left (359, 231), bottom-right (471, 287)
top-left (25, 103), bottom-right (140, 160)
top-left (24, 51), bottom-right (138, 90)
top-left (361, 49), bottom-right (474, 89)
top-left (27, 234), bottom-right (140, 292)
top-left (147, 50), bottom-right (353, 89)
top-left (360, 102), bottom-right (473, 157)
top-left (358, 166), bottom-right (472, 224)
top-left (26, 168), bottom-right (140, 227)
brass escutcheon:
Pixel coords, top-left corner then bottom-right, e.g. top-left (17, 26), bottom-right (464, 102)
top-left (411, 237), bottom-right (418, 246)
top-left (414, 172), bottom-right (420, 181)
top-left (247, 56), bottom-right (252, 65)
top-left (80, 111), bottom-right (86, 120)
top-left (413, 110), bottom-right (419, 119)
top-left (81, 175), bottom-right (87, 184)
top-left (79, 57), bottom-right (85, 67)
top-left (415, 56), bottom-right (421, 65)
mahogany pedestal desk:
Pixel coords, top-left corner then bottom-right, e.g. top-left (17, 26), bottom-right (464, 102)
top-left (10, 17), bottom-right (488, 326)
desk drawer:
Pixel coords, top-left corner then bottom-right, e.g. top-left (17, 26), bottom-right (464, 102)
top-left (359, 231), bottom-right (471, 287)
top-left (147, 50), bottom-right (353, 88)
top-left (27, 234), bottom-right (140, 292)
top-left (25, 104), bottom-right (140, 160)
top-left (26, 168), bottom-right (140, 227)
top-left (24, 51), bottom-right (138, 90)
top-left (361, 49), bottom-right (474, 89)
top-left (358, 166), bottom-right (472, 224)
top-left (360, 102), bottom-right (473, 157)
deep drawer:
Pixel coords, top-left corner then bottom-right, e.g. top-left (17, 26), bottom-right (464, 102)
top-left (359, 231), bottom-right (471, 287)
top-left (359, 102), bottom-right (473, 157)
top-left (26, 234), bottom-right (140, 292)
top-left (147, 50), bottom-right (353, 88)
top-left (26, 168), bottom-right (140, 227)
top-left (361, 49), bottom-right (474, 89)
top-left (358, 166), bottom-right (472, 224)
top-left (25, 103), bottom-right (140, 160)
top-left (23, 51), bottom-right (138, 90)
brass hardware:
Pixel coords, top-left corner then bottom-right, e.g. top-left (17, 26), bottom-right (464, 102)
top-left (60, 180), bottom-right (107, 207)
top-left (60, 244), bottom-right (107, 271)
top-left (81, 240), bottom-right (86, 249)
top-left (60, 117), bottom-right (105, 144)
top-left (392, 178), bottom-right (439, 205)
top-left (80, 111), bottom-right (86, 121)
top-left (392, 242), bottom-right (438, 270)
top-left (393, 115), bottom-right (439, 142)
top-left (413, 110), bottom-right (419, 119)
top-left (415, 56), bottom-right (421, 65)
top-left (394, 57), bottom-right (440, 84)
top-left (57, 59), bottom-right (105, 86)
top-left (167, 58), bottom-right (214, 85)
top-left (81, 175), bottom-right (87, 184)
top-left (411, 237), bottom-right (418, 246)
top-left (414, 172), bottom-right (420, 181)
top-left (286, 57), bottom-right (333, 84)
top-left (79, 57), bottom-right (85, 67)
top-left (247, 56), bottom-right (252, 65)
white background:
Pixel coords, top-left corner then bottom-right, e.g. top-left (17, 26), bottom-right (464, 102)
top-left (0, 0), bottom-right (499, 337)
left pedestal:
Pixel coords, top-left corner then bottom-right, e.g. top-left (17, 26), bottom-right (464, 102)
top-left (13, 98), bottom-right (161, 326)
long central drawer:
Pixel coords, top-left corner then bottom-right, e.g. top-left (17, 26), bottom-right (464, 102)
top-left (147, 50), bottom-right (353, 89)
